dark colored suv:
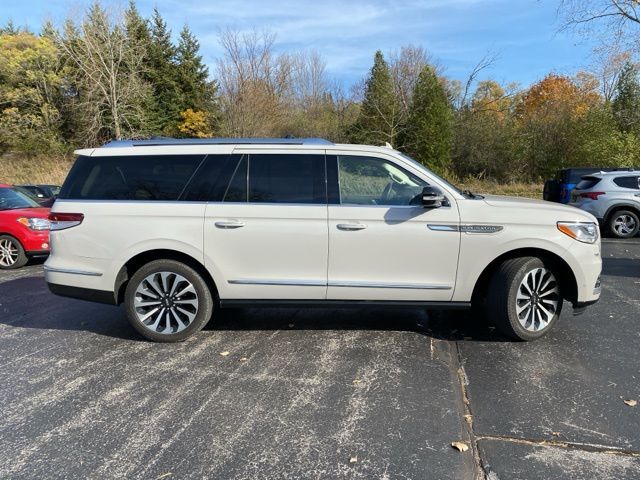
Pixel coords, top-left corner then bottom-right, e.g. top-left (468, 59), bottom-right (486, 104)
top-left (544, 168), bottom-right (634, 204)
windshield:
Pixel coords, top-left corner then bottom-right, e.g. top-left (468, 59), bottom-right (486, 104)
top-left (396, 152), bottom-right (463, 196)
top-left (0, 188), bottom-right (40, 211)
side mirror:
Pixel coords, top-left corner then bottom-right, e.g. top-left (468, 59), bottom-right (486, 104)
top-left (422, 186), bottom-right (445, 208)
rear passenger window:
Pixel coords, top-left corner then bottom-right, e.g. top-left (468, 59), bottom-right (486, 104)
top-left (60, 155), bottom-right (205, 201)
top-left (613, 176), bottom-right (640, 189)
top-left (246, 154), bottom-right (325, 204)
top-left (183, 154), bottom-right (239, 201)
top-left (223, 155), bottom-right (248, 202)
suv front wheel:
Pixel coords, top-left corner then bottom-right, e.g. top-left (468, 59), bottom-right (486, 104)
top-left (124, 259), bottom-right (214, 342)
top-left (486, 257), bottom-right (562, 341)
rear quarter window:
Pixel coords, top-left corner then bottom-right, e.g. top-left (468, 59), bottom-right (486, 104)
top-left (59, 155), bottom-right (205, 201)
top-left (613, 176), bottom-right (640, 190)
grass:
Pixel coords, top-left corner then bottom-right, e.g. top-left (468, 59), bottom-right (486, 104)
top-left (0, 153), bottom-right (74, 185)
top-left (458, 178), bottom-right (543, 199)
top-left (0, 153), bottom-right (544, 199)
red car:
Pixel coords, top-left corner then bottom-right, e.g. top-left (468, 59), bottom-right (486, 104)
top-left (0, 183), bottom-right (51, 269)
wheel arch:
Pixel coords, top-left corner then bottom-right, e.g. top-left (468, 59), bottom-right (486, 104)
top-left (471, 247), bottom-right (578, 307)
top-left (0, 232), bottom-right (23, 245)
top-left (114, 249), bottom-right (218, 305)
top-left (604, 203), bottom-right (640, 224)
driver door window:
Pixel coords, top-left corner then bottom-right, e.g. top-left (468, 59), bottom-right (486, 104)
top-left (337, 155), bottom-right (427, 206)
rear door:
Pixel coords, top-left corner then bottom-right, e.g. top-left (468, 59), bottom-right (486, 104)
top-left (326, 153), bottom-right (461, 302)
top-left (203, 149), bottom-right (328, 300)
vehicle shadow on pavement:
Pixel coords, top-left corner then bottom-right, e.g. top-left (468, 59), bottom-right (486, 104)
top-left (0, 276), bottom-right (139, 341)
top-left (208, 306), bottom-right (513, 342)
top-left (1, 274), bottom-right (513, 343)
top-left (602, 257), bottom-right (640, 278)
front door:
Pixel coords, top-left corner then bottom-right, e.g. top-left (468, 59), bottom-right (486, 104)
top-left (204, 151), bottom-right (328, 300)
top-left (327, 153), bottom-right (460, 302)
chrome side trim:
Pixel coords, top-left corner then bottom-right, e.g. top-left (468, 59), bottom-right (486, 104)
top-left (228, 279), bottom-right (452, 290)
top-left (228, 279), bottom-right (325, 287)
top-left (460, 225), bottom-right (504, 234)
top-left (44, 266), bottom-right (103, 277)
top-left (427, 224), bottom-right (504, 233)
top-left (428, 224), bottom-right (459, 232)
top-left (328, 280), bottom-right (452, 290)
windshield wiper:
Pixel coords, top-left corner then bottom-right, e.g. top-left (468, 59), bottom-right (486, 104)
top-left (461, 190), bottom-right (485, 200)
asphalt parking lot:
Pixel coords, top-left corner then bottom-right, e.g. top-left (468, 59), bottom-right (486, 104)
top-left (0, 239), bottom-right (639, 479)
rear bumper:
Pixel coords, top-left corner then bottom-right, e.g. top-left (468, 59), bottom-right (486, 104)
top-left (26, 249), bottom-right (50, 257)
top-left (47, 282), bottom-right (117, 305)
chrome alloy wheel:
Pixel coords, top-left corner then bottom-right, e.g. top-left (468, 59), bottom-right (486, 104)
top-left (133, 272), bottom-right (199, 334)
top-left (613, 214), bottom-right (637, 236)
top-left (515, 268), bottom-right (560, 332)
top-left (0, 239), bottom-right (19, 267)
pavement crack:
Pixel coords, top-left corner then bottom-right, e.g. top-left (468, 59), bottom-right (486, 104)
top-left (451, 341), bottom-right (488, 480)
top-left (477, 434), bottom-right (640, 458)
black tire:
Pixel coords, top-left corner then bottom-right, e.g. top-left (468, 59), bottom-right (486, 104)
top-left (0, 235), bottom-right (28, 270)
top-left (607, 210), bottom-right (639, 239)
top-left (124, 259), bottom-right (214, 342)
top-left (486, 257), bottom-right (563, 341)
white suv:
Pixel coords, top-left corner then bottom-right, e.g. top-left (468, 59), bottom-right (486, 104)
top-left (45, 138), bottom-right (602, 342)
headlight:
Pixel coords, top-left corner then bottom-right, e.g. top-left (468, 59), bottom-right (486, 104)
top-left (557, 221), bottom-right (598, 244)
top-left (17, 217), bottom-right (51, 231)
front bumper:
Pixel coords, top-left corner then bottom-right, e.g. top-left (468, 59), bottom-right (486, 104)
top-left (573, 298), bottom-right (600, 316)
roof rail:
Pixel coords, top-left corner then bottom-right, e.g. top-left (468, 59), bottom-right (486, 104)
top-left (101, 137), bottom-right (334, 148)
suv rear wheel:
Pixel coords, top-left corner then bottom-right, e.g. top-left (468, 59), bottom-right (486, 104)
top-left (124, 259), bottom-right (214, 342)
top-left (486, 257), bottom-right (562, 341)
top-left (0, 235), bottom-right (28, 270)
top-left (608, 210), bottom-right (639, 239)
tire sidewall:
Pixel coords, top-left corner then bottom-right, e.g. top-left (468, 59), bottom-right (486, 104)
top-left (608, 210), bottom-right (639, 239)
top-left (505, 258), bottom-right (562, 341)
top-left (124, 259), bottom-right (214, 342)
top-left (0, 235), bottom-right (28, 270)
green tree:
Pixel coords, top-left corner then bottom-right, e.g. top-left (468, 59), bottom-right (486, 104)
top-left (349, 50), bottom-right (402, 146)
top-left (612, 62), bottom-right (640, 135)
top-left (175, 24), bottom-right (218, 135)
top-left (146, 7), bottom-right (181, 134)
top-left (401, 65), bottom-right (453, 172)
top-left (0, 33), bottom-right (64, 153)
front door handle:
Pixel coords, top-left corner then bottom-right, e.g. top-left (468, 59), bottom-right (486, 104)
top-left (215, 220), bottom-right (245, 229)
top-left (337, 223), bottom-right (367, 231)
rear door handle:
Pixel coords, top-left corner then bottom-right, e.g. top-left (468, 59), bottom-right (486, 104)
top-left (215, 220), bottom-right (245, 229)
top-left (337, 223), bottom-right (367, 231)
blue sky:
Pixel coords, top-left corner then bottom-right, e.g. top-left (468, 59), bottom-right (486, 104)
top-left (2, 0), bottom-right (597, 89)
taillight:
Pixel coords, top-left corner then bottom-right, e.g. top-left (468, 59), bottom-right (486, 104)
top-left (579, 192), bottom-right (605, 200)
top-left (48, 212), bottom-right (84, 231)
